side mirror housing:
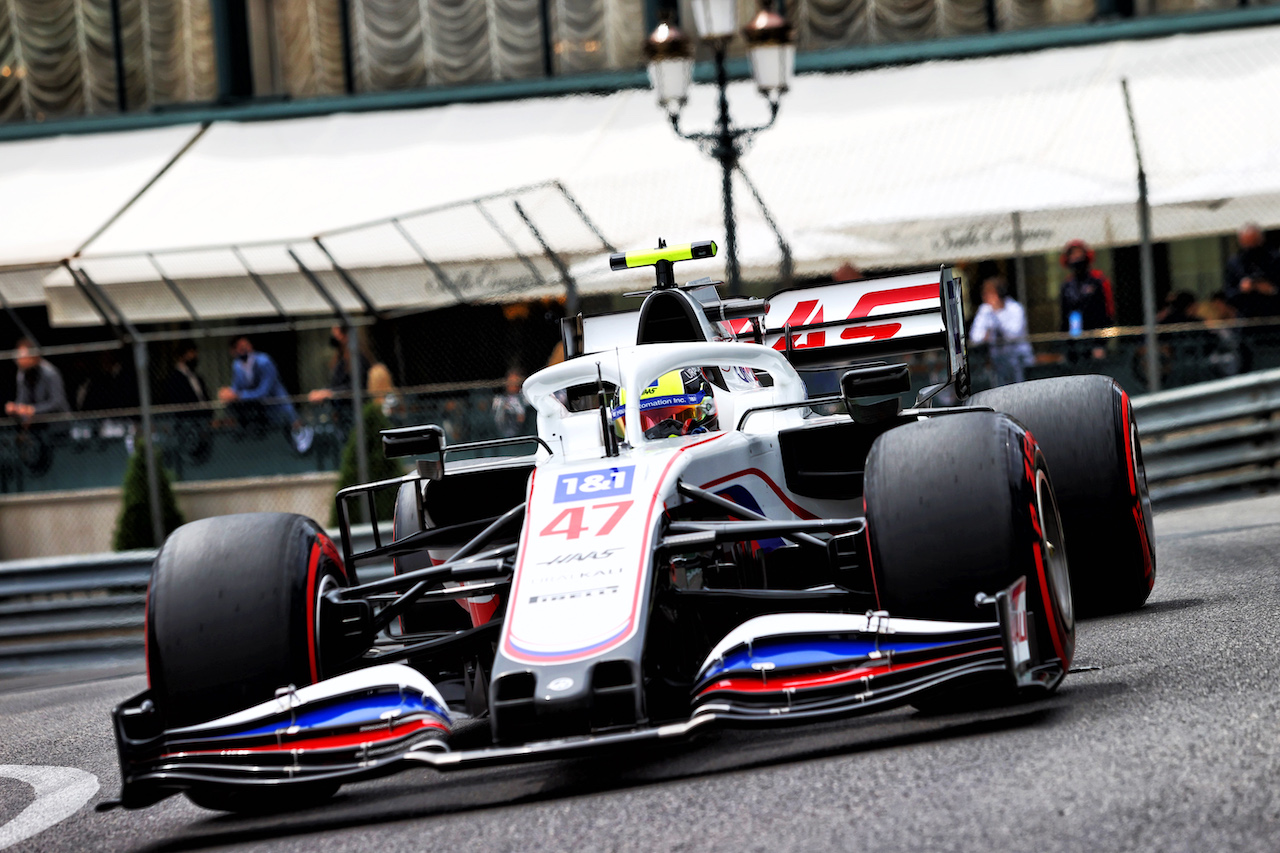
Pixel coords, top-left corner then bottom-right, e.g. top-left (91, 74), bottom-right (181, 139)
top-left (381, 424), bottom-right (446, 480)
top-left (841, 363), bottom-right (910, 424)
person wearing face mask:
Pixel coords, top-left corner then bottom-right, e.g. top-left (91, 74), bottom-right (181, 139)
top-left (1059, 239), bottom-right (1115, 360)
top-left (162, 340), bottom-right (209, 407)
top-left (160, 340), bottom-right (213, 462)
top-left (307, 326), bottom-right (370, 405)
top-left (307, 325), bottom-right (372, 433)
top-left (218, 336), bottom-right (309, 451)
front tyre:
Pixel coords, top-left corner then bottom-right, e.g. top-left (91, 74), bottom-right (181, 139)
top-left (146, 513), bottom-right (349, 810)
top-left (864, 412), bottom-right (1074, 695)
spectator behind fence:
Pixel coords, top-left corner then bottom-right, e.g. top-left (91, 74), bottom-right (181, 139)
top-left (161, 340), bottom-right (210, 407)
top-left (1157, 290), bottom-right (1199, 325)
top-left (1060, 239), bottom-right (1115, 360)
top-left (969, 276), bottom-right (1034, 385)
top-left (1223, 223), bottom-right (1280, 319)
top-left (74, 351), bottom-right (139, 413)
top-left (367, 362), bottom-right (403, 418)
top-left (5, 338), bottom-right (69, 425)
top-left (1199, 290), bottom-right (1244, 376)
top-left (159, 340), bottom-right (214, 463)
top-left (492, 368), bottom-right (527, 438)
top-left (308, 325), bottom-right (371, 405)
top-left (218, 336), bottom-right (311, 452)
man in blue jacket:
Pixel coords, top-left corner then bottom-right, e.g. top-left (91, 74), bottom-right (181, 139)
top-left (218, 337), bottom-right (311, 451)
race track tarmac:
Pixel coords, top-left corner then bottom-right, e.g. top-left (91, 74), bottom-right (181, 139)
top-left (2, 491), bottom-right (1279, 853)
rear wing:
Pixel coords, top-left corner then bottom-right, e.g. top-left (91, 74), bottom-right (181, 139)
top-left (564, 265), bottom-right (969, 400)
top-left (761, 268), bottom-right (965, 373)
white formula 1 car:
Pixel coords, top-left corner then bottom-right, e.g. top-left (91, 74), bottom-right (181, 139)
top-left (105, 240), bottom-right (1154, 812)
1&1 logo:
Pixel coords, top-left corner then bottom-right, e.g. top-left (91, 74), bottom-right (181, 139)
top-left (554, 466), bottom-right (635, 503)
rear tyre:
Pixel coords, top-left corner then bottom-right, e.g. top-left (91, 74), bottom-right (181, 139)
top-left (863, 412), bottom-right (1074, 701)
top-left (968, 376), bottom-right (1155, 614)
top-left (146, 512), bottom-right (348, 811)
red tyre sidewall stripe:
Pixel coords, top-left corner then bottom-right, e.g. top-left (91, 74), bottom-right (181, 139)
top-left (1120, 390), bottom-right (1137, 498)
top-left (1026, 434), bottom-right (1071, 668)
top-left (863, 496), bottom-right (881, 611)
top-left (1119, 389), bottom-right (1155, 587)
top-left (1032, 535), bottom-right (1069, 667)
top-left (305, 531), bottom-right (348, 683)
top-left (305, 541), bottom-right (322, 684)
top-left (1134, 503), bottom-right (1155, 586)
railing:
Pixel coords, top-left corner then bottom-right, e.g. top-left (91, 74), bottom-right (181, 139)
top-left (0, 524), bottom-right (392, 678)
top-left (0, 380), bottom-right (529, 496)
top-left (1133, 366), bottom-right (1280, 502)
top-left (0, 550), bottom-right (151, 676)
top-left (4, 366), bottom-right (1279, 678)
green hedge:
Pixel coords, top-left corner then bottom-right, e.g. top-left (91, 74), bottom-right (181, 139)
top-left (113, 442), bottom-right (185, 550)
top-left (330, 402), bottom-right (404, 527)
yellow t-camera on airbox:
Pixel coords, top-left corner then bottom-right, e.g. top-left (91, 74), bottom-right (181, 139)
top-left (609, 239), bottom-right (717, 289)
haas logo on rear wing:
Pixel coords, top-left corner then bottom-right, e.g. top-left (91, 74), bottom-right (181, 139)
top-left (743, 268), bottom-right (967, 384)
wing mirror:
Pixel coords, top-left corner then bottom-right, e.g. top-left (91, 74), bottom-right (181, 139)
top-left (840, 363), bottom-right (910, 424)
top-left (381, 424), bottom-right (446, 480)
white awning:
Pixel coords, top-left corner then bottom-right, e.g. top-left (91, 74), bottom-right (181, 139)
top-left (16, 22), bottom-right (1280, 325)
top-left (0, 125), bottom-right (202, 304)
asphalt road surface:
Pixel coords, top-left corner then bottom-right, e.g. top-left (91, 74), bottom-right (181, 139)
top-left (2, 491), bottom-right (1279, 853)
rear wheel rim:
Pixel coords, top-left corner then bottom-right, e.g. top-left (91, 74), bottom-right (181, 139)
top-left (1130, 418), bottom-right (1155, 549)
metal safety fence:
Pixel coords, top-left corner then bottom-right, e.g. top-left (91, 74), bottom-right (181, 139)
top-left (0, 524), bottom-right (393, 678)
top-left (965, 317), bottom-right (1280, 397)
top-left (0, 550), bottom-right (151, 677)
top-left (1132, 366), bottom-right (1280, 503)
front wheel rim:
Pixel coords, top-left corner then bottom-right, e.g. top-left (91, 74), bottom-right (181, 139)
top-left (314, 572), bottom-right (340, 680)
top-left (1036, 468), bottom-right (1074, 635)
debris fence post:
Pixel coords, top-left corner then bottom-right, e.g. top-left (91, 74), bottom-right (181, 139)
top-left (133, 339), bottom-right (166, 548)
top-left (1121, 78), bottom-right (1161, 394)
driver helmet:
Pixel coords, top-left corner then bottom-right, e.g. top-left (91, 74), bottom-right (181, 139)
top-left (613, 367), bottom-right (718, 441)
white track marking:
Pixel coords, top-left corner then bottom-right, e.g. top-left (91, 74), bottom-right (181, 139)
top-left (0, 766), bottom-right (99, 851)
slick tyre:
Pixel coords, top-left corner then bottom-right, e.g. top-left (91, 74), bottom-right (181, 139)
top-left (968, 375), bottom-right (1155, 614)
top-left (147, 513), bottom-right (349, 728)
top-left (864, 412), bottom-right (1074, 694)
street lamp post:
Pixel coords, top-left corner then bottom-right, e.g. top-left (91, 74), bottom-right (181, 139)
top-left (645, 0), bottom-right (795, 296)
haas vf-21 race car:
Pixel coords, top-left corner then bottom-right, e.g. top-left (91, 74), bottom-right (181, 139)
top-left (105, 241), bottom-right (1155, 812)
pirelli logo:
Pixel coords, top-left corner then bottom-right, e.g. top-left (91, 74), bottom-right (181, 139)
top-left (528, 585), bottom-right (620, 604)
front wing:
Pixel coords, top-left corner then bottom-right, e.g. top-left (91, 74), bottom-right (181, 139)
top-left (103, 578), bottom-right (1052, 810)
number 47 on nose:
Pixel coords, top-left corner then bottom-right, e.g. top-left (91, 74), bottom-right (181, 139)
top-left (539, 501), bottom-right (634, 540)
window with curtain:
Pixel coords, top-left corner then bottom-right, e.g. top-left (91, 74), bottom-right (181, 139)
top-left (549, 0), bottom-right (644, 75)
top-left (351, 0), bottom-right (551, 90)
top-left (0, 0), bottom-right (1265, 124)
top-left (995, 0), bottom-right (1095, 31)
top-left (794, 0), bottom-right (991, 47)
top-left (266, 0), bottom-right (346, 97)
top-left (0, 0), bottom-right (216, 121)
